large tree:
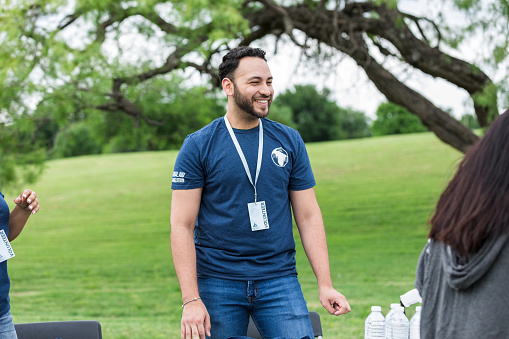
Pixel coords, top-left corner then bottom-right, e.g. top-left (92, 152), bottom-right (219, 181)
top-left (242, 0), bottom-right (500, 152)
top-left (0, 0), bottom-right (506, 184)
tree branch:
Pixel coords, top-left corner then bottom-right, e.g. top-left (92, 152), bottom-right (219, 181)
top-left (256, 0), bottom-right (308, 48)
top-left (402, 13), bottom-right (443, 47)
top-left (58, 11), bottom-right (83, 31)
top-left (343, 3), bottom-right (497, 126)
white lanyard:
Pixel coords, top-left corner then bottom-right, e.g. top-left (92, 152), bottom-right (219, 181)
top-left (224, 115), bottom-right (263, 202)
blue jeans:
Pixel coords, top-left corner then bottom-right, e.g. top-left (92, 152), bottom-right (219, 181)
top-left (0, 310), bottom-right (18, 339)
top-left (198, 275), bottom-right (314, 339)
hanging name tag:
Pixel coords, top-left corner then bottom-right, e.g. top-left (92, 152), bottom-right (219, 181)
top-left (0, 230), bottom-right (15, 263)
top-left (248, 201), bottom-right (270, 231)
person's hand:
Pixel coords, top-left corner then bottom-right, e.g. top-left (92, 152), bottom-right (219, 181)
top-left (319, 286), bottom-right (351, 316)
top-left (14, 189), bottom-right (39, 214)
top-left (181, 299), bottom-right (211, 339)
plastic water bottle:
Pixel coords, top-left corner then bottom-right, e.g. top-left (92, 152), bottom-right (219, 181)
top-left (391, 306), bottom-right (409, 339)
top-left (409, 306), bottom-right (421, 339)
top-left (365, 306), bottom-right (385, 339)
top-left (384, 303), bottom-right (400, 338)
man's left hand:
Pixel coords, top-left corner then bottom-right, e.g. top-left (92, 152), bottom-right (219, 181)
top-left (319, 286), bottom-right (351, 316)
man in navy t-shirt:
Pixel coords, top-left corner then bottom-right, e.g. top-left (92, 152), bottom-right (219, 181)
top-left (170, 46), bottom-right (350, 339)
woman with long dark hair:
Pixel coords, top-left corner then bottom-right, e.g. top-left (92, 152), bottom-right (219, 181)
top-left (415, 108), bottom-right (509, 338)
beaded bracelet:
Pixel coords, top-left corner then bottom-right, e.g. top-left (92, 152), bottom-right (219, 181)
top-left (182, 297), bottom-right (201, 309)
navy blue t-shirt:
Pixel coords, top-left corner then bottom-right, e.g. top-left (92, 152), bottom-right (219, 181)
top-left (171, 117), bottom-right (316, 280)
top-left (0, 190), bottom-right (11, 316)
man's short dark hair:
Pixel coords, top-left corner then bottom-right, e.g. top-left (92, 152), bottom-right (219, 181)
top-left (219, 46), bottom-right (267, 82)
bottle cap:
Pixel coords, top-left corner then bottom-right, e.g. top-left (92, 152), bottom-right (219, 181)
top-left (371, 306), bottom-right (382, 312)
top-left (400, 288), bottom-right (422, 307)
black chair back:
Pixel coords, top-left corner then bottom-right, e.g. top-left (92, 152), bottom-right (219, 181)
top-left (15, 320), bottom-right (102, 339)
top-left (247, 311), bottom-right (322, 338)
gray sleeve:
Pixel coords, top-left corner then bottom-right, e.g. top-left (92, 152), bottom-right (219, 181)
top-left (415, 239), bottom-right (431, 293)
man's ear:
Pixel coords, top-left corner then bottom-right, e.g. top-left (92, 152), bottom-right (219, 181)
top-left (222, 78), bottom-right (234, 96)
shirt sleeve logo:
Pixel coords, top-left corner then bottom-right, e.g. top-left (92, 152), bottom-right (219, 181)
top-left (271, 147), bottom-right (289, 167)
top-left (172, 171), bottom-right (186, 183)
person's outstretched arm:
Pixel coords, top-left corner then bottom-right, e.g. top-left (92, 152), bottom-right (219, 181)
top-left (9, 189), bottom-right (40, 242)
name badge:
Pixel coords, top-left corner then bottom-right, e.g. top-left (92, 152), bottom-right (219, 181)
top-left (248, 201), bottom-right (270, 231)
top-left (0, 230), bottom-right (15, 263)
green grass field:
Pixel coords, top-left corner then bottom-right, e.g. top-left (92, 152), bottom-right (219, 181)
top-left (3, 132), bottom-right (462, 338)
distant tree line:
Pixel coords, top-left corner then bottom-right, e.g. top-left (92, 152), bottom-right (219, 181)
top-left (272, 85), bottom-right (371, 142)
top-left (3, 84), bottom-right (371, 162)
top-left (6, 84), bottom-right (477, 157)
top-left (372, 102), bottom-right (480, 136)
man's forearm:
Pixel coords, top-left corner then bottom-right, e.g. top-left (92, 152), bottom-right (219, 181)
top-left (171, 225), bottom-right (200, 302)
top-left (299, 216), bottom-right (334, 288)
top-left (8, 205), bottom-right (32, 241)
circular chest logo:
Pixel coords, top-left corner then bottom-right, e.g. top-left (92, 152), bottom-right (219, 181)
top-left (271, 147), bottom-right (289, 167)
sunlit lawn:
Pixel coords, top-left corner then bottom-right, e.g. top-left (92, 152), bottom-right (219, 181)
top-left (4, 132), bottom-right (461, 338)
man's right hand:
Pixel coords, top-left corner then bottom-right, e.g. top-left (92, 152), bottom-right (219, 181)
top-left (181, 300), bottom-right (211, 339)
